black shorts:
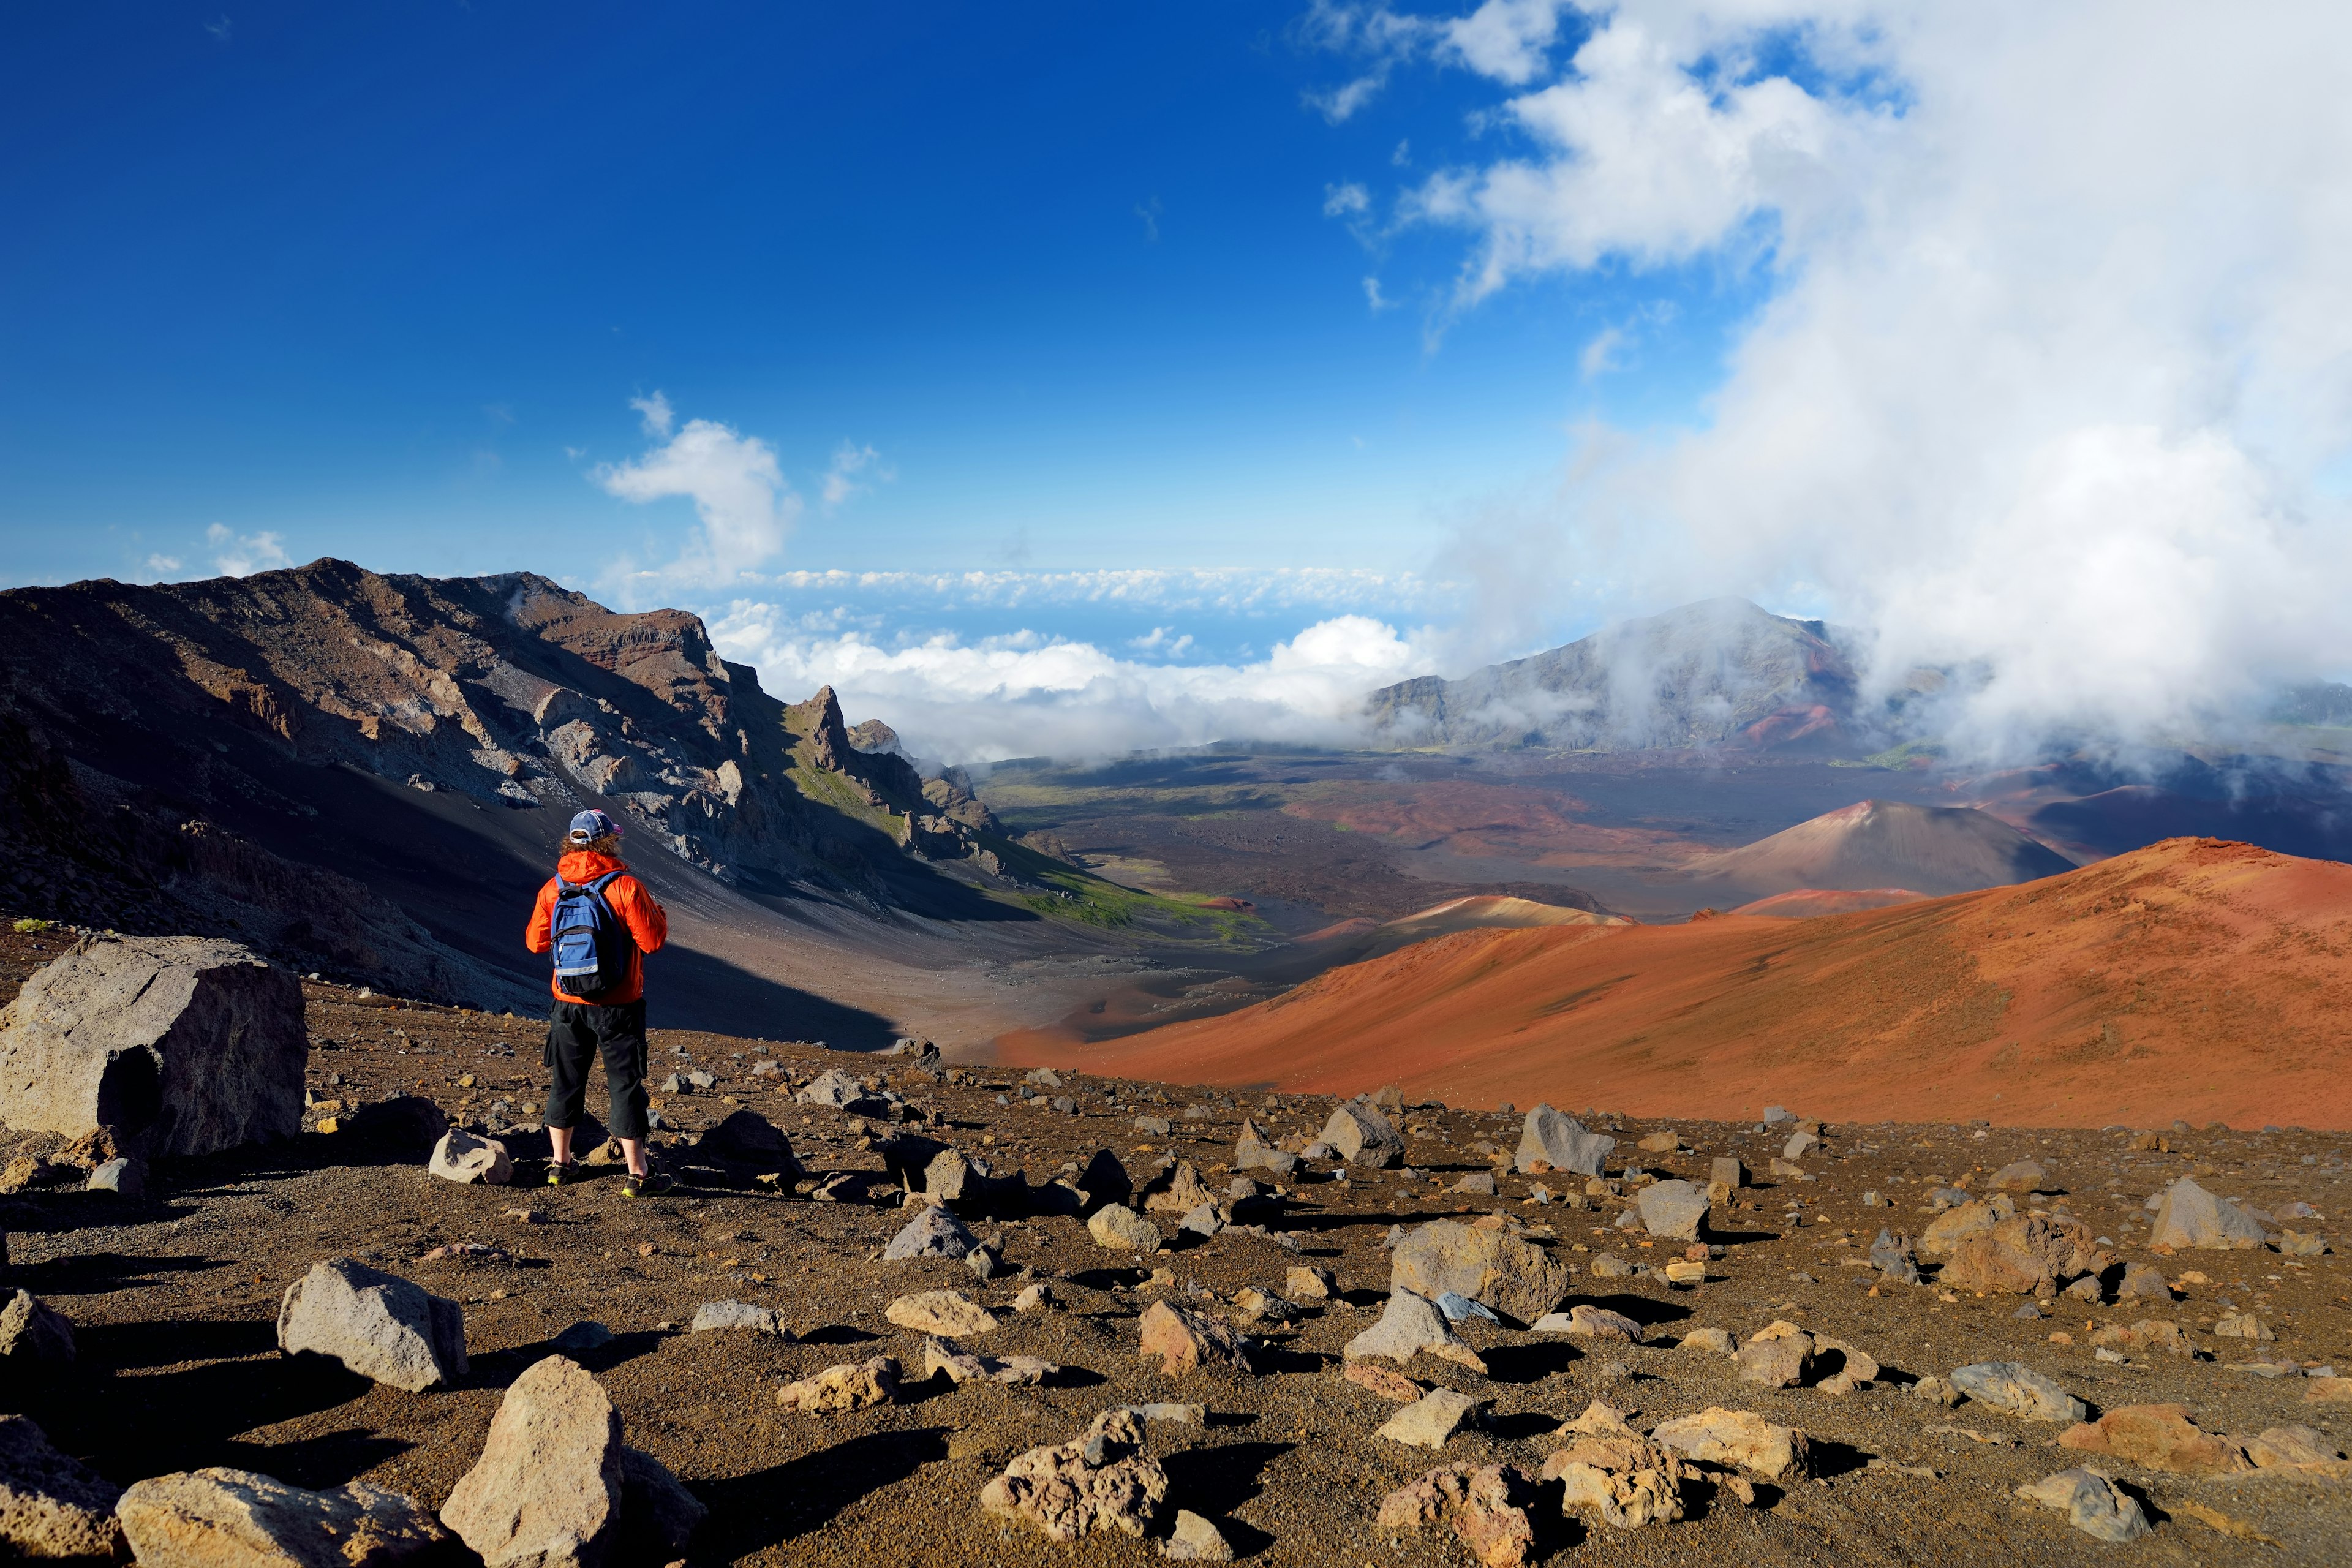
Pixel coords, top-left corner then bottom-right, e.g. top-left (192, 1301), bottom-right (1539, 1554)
top-left (543, 998), bottom-right (649, 1142)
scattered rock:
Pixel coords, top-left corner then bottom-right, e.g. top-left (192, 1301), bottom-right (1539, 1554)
top-left (1635, 1180), bottom-right (1708, 1242)
top-left (1543, 1401), bottom-right (1688, 1529)
top-left (1388, 1219), bottom-right (1572, 1326)
top-left (2149, 1178), bottom-right (2266, 1250)
top-left (924, 1336), bottom-right (1058, 1387)
top-left (1677, 1327), bottom-right (1737, 1356)
top-left (2277, 1229), bottom-right (2329, 1257)
top-left (693, 1109), bottom-right (802, 1175)
top-left (85, 1156), bottom-right (148, 1197)
top-left (1513, 1106), bottom-right (1614, 1177)
top-left (1637, 1130), bottom-right (1678, 1154)
top-left (1088, 1205), bottom-right (1164, 1254)
top-left (429, 1129), bottom-right (513, 1186)
top-left (1452, 1172), bottom-right (1496, 1196)
top-left (2059, 1404), bottom-right (2248, 1474)
top-left (1139, 1160), bottom-right (1215, 1215)
top-left (275, 1260), bottom-right (465, 1393)
top-left (1345, 1289), bottom-right (1487, 1373)
top-left (1374, 1464), bottom-right (1535, 1568)
top-left (688, 1301), bottom-right (789, 1337)
top-left (2013, 1469), bottom-right (2150, 1544)
top-left (2214, 1310), bottom-right (2274, 1341)
top-left (0, 1415), bottom-right (125, 1561)
top-left (883, 1204), bottom-right (978, 1261)
top-left (119, 1467), bottom-right (448, 1568)
top-left (2244, 1425), bottom-right (2345, 1469)
top-left (886, 1291), bottom-right (998, 1338)
top-left (1736, 1322), bottom-right (1812, 1388)
top-left (797, 1069), bottom-right (876, 1110)
top-left (1159, 1509), bottom-right (1232, 1561)
top-left (1709, 1156), bottom-right (1744, 1189)
top-left (1321, 1103), bottom-right (1404, 1169)
top-left (1949, 1362), bottom-right (2086, 1422)
top-left (1869, 1229), bottom-right (1921, 1285)
top-left (2115, 1261), bottom-right (2173, 1301)
top-left (1344, 1360), bottom-right (1423, 1401)
top-left (775, 1357), bottom-right (899, 1413)
top-left (1013, 1284), bottom-right (1054, 1313)
top-left (1988, 1160), bottom-right (2048, 1193)
top-left (1285, 1266), bottom-right (1334, 1301)
top-left (0, 1292), bottom-right (75, 1369)
top-left (1938, 1213), bottom-right (2107, 1297)
top-left (979, 1408), bottom-right (1168, 1542)
top-left (1376, 1388), bottom-right (1483, 1449)
top-left (0, 935), bottom-right (306, 1158)
top-left (2087, 1319), bottom-right (2194, 1359)
top-left (1651, 1408), bottom-right (1810, 1480)
top-left (1136, 1301), bottom-right (1254, 1376)
top-left (1533, 1305), bottom-right (1642, 1344)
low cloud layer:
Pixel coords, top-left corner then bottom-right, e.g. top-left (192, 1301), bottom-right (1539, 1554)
top-left (1319, 0), bottom-right (2352, 759)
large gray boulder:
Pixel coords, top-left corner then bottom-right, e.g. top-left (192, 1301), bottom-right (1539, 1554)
top-left (1513, 1106), bottom-right (1614, 1177)
top-left (2148, 1178), bottom-right (2267, 1250)
top-left (0, 1415), bottom-right (125, 1561)
top-left (117, 1467), bottom-right (446, 1568)
top-left (441, 1355), bottom-right (702, 1568)
top-left (882, 1204), bottom-right (978, 1261)
top-left (0, 936), bottom-right (305, 1158)
top-left (1322, 1102), bottom-right (1404, 1169)
top-left (276, 1260), bottom-right (467, 1393)
top-left (1637, 1180), bottom-right (1709, 1242)
top-left (1388, 1220), bottom-right (1573, 1327)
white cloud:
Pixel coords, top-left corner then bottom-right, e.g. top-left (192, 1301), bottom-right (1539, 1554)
top-left (206, 524), bottom-right (290, 578)
top-left (1577, 325), bottom-right (1622, 377)
top-left (146, 554), bottom-right (183, 575)
top-left (1306, 75), bottom-right (1389, 123)
top-left (744, 565), bottom-right (1454, 615)
top-left (1322, 181), bottom-right (1371, 217)
top-left (1363, 276), bottom-right (1395, 311)
top-left (709, 605), bottom-right (1439, 763)
top-left (596, 402), bottom-right (801, 587)
top-left (203, 15), bottom-right (232, 42)
top-left (821, 442), bottom-right (889, 508)
top-left (1384, 0), bottom-right (2352, 758)
top-left (1439, 0), bottom-right (1573, 85)
top-left (628, 390), bottom-right (674, 437)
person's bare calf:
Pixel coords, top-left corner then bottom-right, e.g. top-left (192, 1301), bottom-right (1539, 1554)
top-left (548, 1125), bottom-right (575, 1166)
top-left (620, 1137), bottom-right (648, 1177)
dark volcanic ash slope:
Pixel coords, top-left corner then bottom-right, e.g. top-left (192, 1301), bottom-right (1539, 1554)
top-left (0, 560), bottom-right (1131, 1035)
top-left (1366, 597), bottom-right (1876, 752)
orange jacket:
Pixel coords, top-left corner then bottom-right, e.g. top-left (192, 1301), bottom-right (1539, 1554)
top-left (524, 851), bottom-right (668, 1005)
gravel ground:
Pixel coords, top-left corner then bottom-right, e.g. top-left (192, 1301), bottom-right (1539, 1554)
top-left (1, 946), bottom-right (2347, 1567)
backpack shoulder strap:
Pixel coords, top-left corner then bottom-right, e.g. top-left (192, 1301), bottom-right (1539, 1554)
top-left (587, 870), bottom-right (628, 893)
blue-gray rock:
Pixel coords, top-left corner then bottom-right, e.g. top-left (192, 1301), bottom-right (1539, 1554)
top-left (1950, 1361), bottom-right (2084, 1422)
top-left (276, 1260), bottom-right (466, 1393)
top-left (688, 1300), bottom-right (789, 1336)
top-left (1637, 1179), bottom-right (1709, 1241)
top-left (1513, 1105), bottom-right (1614, 1177)
top-left (2149, 1178), bottom-right (2267, 1250)
top-left (2014, 1469), bottom-right (2149, 1543)
top-left (884, 1204), bottom-right (978, 1261)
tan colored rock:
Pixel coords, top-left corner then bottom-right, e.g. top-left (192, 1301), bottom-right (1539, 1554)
top-left (1321, 1102), bottom-right (1404, 1169)
top-left (1284, 1266), bottom-right (1333, 1301)
top-left (1140, 1161), bottom-right (1215, 1215)
top-left (1540, 1401), bottom-right (1687, 1529)
top-left (1376, 1389), bottom-right (1482, 1450)
top-left (886, 1291), bottom-right (998, 1338)
top-left (0, 1415), bottom-right (125, 1561)
top-left (1651, 1409), bottom-right (1810, 1480)
top-left (1374, 1465), bottom-right (1534, 1568)
top-left (1343, 1360), bottom-right (1422, 1401)
top-left (2088, 1319), bottom-right (2195, 1358)
top-left (119, 1468), bottom-right (446, 1568)
top-left (979, 1409), bottom-right (1168, 1542)
top-left (1160, 1508), bottom-right (1232, 1561)
top-left (1088, 1205), bottom-right (1163, 1253)
top-left (1637, 1131), bottom-right (1678, 1154)
top-left (428, 1129), bottom-right (512, 1186)
top-left (775, 1357), bottom-right (899, 1412)
top-left (1938, 1214), bottom-right (2107, 1297)
top-left (1811, 1333), bottom-right (1880, 1395)
top-left (1736, 1322), bottom-right (1811, 1387)
top-left (1389, 1220), bottom-right (1572, 1326)
top-left (2244, 1425), bottom-right (2343, 1469)
top-left (1136, 1301), bottom-right (1253, 1376)
top-left (1532, 1305), bottom-right (1642, 1343)
top-left (1344, 1290), bottom-right (1486, 1373)
top-left (2305, 1376), bottom-right (2352, 1404)
top-left (2058, 1404), bottom-right (2249, 1475)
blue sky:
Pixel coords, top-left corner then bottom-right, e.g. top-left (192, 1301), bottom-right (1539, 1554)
top-left (5, 3), bottom-right (2345, 761)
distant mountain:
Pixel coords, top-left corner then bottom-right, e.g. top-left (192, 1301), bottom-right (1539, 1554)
top-left (1366, 597), bottom-right (1869, 752)
top-left (1687, 799), bottom-right (2075, 897)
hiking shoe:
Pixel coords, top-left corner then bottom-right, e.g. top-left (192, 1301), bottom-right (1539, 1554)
top-left (545, 1161), bottom-right (581, 1187)
top-left (621, 1169), bottom-right (675, 1199)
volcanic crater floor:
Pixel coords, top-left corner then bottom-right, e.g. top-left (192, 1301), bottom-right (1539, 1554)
top-left (2, 952), bottom-right (2348, 1567)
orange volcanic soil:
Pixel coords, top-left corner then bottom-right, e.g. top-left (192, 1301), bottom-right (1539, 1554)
top-left (1727, 888), bottom-right (1931, 918)
top-left (997, 838), bottom-right (2352, 1130)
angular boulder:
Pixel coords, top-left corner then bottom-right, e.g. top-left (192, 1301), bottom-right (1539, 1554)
top-left (0, 1292), bottom-right (75, 1369)
top-left (276, 1260), bottom-right (466, 1393)
top-left (688, 1301), bottom-right (790, 1338)
top-left (2149, 1178), bottom-right (2266, 1250)
top-left (1389, 1220), bottom-right (1572, 1327)
top-left (1346, 1290), bottom-right (1486, 1373)
top-left (1136, 1302), bottom-right (1253, 1377)
top-left (0, 1415), bottom-right (125, 1562)
top-left (2014, 1469), bottom-right (2150, 1544)
top-left (441, 1355), bottom-right (701, 1568)
top-left (1950, 1361), bottom-right (2086, 1422)
top-left (1087, 1205), bottom-right (1162, 1254)
top-left (1938, 1213), bottom-right (2106, 1296)
top-left (1651, 1408), bottom-right (1810, 1480)
top-left (1321, 1103), bottom-right (1404, 1169)
top-left (886, 1291), bottom-right (998, 1338)
top-left (1375, 1464), bottom-right (1534, 1568)
top-left (980, 1408), bottom-right (1167, 1543)
top-left (882, 1204), bottom-right (977, 1261)
top-left (0, 936), bottom-right (304, 1158)
top-left (775, 1358), bottom-right (898, 1414)
top-left (1542, 1402), bottom-right (1688, 1530)
top-left (1139, 1160), bottom-right (1215, 1215)
top-left (119, 1468), bottom-right (447, 1568)
top-left (1635, 1180), bottom-right (1708, 1242)
top-left (1513, 1106), bottom-right (1613, 1177)
top-left (692, 1110), bottom-right (801, 1175)
top-left (1376, 1388), bottom-right (1483, 1450)
top-left (2058, 1404), bottom-right (2248, 1475)
top-left (429, 1129), bottom-right (513, 1186)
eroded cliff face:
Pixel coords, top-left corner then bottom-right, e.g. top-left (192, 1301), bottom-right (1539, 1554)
top-left (0, 559), bottom-right (1061, 1000)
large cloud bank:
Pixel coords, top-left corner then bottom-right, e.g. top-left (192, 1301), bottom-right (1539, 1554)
top-left (1328, 0), bottom-right (2352, 756)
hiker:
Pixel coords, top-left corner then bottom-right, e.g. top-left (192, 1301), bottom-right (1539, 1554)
top-left (523, 807), bottom-right (674, 1196)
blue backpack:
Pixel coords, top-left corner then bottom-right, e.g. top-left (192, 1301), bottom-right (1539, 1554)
top-left (549, 871), bottom-right (632, 1000)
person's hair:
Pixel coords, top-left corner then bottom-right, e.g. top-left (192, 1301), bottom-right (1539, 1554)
top-left (567, 832), bottom-right (623, 859)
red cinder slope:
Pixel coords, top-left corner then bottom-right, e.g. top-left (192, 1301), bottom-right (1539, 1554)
top-left (998, 839), bottom-right (2352, 1129)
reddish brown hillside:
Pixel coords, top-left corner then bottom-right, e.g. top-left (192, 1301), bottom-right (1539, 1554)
top-left (998, 838), bottom-right (2352, 1129)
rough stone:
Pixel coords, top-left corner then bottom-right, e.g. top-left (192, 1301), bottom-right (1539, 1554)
top-left (2213, 1310), bottom-right (2274, 1341)
top-left (1076, 1149), bottom-right (1134, 1211)
top-left (1136, 1301), bottom-right (1253, 1376)
top-left (2149, 1177), bottom-right (2266, 1250)
top-left (440, 1355), bottom-right (702, 1568)
top-left (1375, 1465), bottom-right (1534, 1568)
top-left (1651, 1409), bottom-right (1810, 1480)
top-left (429, 1129), bottom-right (513, 1186)
top-left (85, 1156), bottom-right (147, 1197)
top-left (1677, 1327), bottom-right (1737, 1355)
top-left (1321, 1103), bottom-right (1404, 1169)
top-left (1088, 1205), bottom-right (1163, 1254)
top-left (1376, 1388), bottom-right (1482, 1449)
top-left (688, 1300), bottom-right (789, 1337)
top-left (1709, 1156), bottom-right (1744, 1189)
top-left (1869, 1229), bottom-right (1921, 1284)
top-left (2013, 1469), bottom-right (2150, 1544)
top-left (2115, 1261), bottom-right (2173, 1301)
top-left (1513, 1106), bottom-right (1614, 1177)
top-left (1988, 1160), bottom-right (2048, 1193)
top-left (1532, 1305), bottom-right (1642, 1344)
top-left (2087, 1319), bottom-right (2193, 1359)
top-left (0, 1415), bottom-right (124, 1562)
top-left (1635, 1180), bottom-right (1708, 1242)
top-left (2059, 1404), bottom-right (2248, 1475)
top-left (1159, 1509), bottom-right (1232, 1561)
top-left (1736, 1323), bottom-right (1812, 1388)
top-left (1345, 1290), bottom-right (1487, 1373)
top-left (1284, 1266), bottom-right (1334, 1301)
top-left (0, 1292), bottom-right (75, 1369)
top-left (276, 1260), bottom-right (466, 1393)
top-left (883, 1204), bottom-right (978, 1261)
top-left (0, 936), bottom-right (306, 1158)
top-left (1344, 1360), bottom-right (1423, 1401)
top-left (693, 1110), bottom-right (801, 1175)
top-left (923, 1336), bottom-right (1057, 1387)
top-left (1949, 1361), bottom-right (2086, 1422)
top-left (2245, 1425), bottom-right (2344, 1469)
top-left (1542, 1403), bottom-right (1687, 1529)
top-left (979, 1408), bottom-right (1168, 1543)
top-left (775, 1357), bottom-right (899, 1413)
top-left (886, 1291), bottom-right (998, 1338)
top-left (1388, 1219), bottom-right (1572, 1326)
top-left (1937, 1214), bottom-right (2108, 1297)
top-left (118, 1468), bottom-right (447, 1568)
top-left (1140, 1160), bottom-right (1215, 1215)
top-left (796, 1069), bottom-right (874, 1110)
